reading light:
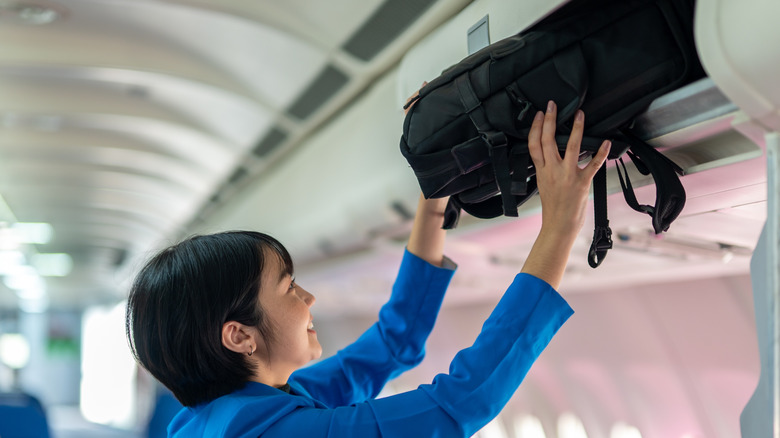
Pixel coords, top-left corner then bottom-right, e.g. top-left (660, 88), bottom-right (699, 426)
top-left (2, 265), bottom-right (42, 291)
top-left (0, 250), bottom-right (25, 275)
top-left (11, 222), bottom-right (53, 244)
top-left (31, 252), bottom-right (73, 276)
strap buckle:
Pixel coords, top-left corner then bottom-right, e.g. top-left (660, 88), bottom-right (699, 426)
top-left (588, 224), bottom-right (613, 268)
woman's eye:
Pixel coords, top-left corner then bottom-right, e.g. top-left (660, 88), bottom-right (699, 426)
top-left (289, 278), bottom-right (296, 290)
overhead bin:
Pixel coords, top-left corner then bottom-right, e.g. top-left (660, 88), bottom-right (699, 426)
top-left (398, 0), bottom-right (760, 173)
top-left (694, 0), bottom-right (780, 437)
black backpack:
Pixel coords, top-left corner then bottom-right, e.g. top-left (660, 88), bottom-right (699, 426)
top-left (400, 0), bottom-right (705, 267)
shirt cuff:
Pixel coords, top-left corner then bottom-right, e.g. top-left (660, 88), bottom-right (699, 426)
top-left (403, 248), bottom-right (458, 271)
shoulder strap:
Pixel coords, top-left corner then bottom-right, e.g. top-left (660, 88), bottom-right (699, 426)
top-left (454, 73), bottom-right (518, 217)
top-left (619, 131), bottom-right (686, 233)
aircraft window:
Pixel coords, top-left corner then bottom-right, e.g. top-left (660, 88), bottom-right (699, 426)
top-left (477, 416), bottom-right (509, 438)
top-left (610, 422), bottom-right (642, 438)
top-left (80, 302), bottom-right (136, 427)
top-left (558, 412), bottom-right (588, 438)
top-left (0, 333), bottom-right (31, 369)
top-left (513, 414), bottom-right (547, 438)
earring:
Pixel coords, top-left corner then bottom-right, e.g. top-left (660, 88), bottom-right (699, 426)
top-left (248, 346), bottom-right (254, 357)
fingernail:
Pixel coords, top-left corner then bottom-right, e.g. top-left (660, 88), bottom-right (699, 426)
top-left (602, 140), bottom-right (612, 151)
top-left (534, 111), bottom-right (544, 121)
top-left (575, 110), bottom-right (584, 122)
top-left (547, 100), bottom-right (555, 113)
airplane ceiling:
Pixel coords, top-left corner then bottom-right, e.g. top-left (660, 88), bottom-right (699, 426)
top-left (0, 0), bottom-right (770, 315)
top-left (0, 0), bottom-right (474, 310)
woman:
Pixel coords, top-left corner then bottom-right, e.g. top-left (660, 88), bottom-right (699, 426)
top-left (126, 100), bottom-right (610, 437)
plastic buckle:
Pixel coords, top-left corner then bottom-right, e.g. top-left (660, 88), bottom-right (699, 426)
top-left (592, 225), bottom-right (614, 251)
top-left (481, 131), bottom-right (508, 148)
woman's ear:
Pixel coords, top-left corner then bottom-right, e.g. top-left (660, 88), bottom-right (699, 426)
top-left (221, 321), bottom-right (255, 356)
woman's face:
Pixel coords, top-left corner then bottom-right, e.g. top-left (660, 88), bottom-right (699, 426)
top-left (257, 253), bottom-right (322, 372)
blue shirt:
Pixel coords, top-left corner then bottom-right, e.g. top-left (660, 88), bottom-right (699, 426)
top-left (168, 250), bottom-right (573, 437)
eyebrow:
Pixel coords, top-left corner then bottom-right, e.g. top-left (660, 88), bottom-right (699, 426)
top-left (276, 263), bottom-right (293, 284)
top-left (267, 250), bottom-right (293, 284)
top-left (278, 272), bottom-right (291, 283)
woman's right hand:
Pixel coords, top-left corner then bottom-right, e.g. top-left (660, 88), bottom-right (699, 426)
top-left (520, 100), bottom-right (610, 288)
top-left (529, 101), bottom-right (610, 237)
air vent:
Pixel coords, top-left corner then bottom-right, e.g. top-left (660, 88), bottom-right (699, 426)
top-left (287, 65), bottom-right (349, 120)
top-left (227, 167), bottom-right (248, 185)
top-left (113, 248), bottom-right (128, 267)
top-left (252, 126), bottom-right (288, 157)
top-left (342, 0), bottom-right (437, 61)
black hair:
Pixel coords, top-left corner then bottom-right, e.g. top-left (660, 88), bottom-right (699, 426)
top-left (125, 231), bottom-right (293, 407)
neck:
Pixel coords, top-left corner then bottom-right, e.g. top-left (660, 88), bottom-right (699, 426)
top-left (250, 360), bottom-right (293, 388)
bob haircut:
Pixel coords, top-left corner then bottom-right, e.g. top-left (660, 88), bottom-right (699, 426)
top-left (125, 231), bottom-right (293, 407)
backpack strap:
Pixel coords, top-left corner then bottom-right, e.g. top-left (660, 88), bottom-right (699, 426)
top-left (615, 156), bottom-right (653, 215)
top-left (441, 180), bottom-right (540, 230)
top-left (588, 162), bottom-right (613, 268)
top-left (453, 73), bottom-right (517, 217)
top-left (461, 181), bottom-right (539, 219)
top-left (618, 131), bottom-right (686, 233)
top-left (442, 197), bottom-right (462, 229)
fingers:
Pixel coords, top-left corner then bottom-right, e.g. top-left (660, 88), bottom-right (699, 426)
top-left (532, 102), bottom-right (611, 179)
top-left (564, 110), bottom-right (585, 165)
top-left (583, 140), bottom-right (612, 179)
top-left (541, 100), bottom-right (559, 163)
top-left (527, 111), bottom-right (545, 168)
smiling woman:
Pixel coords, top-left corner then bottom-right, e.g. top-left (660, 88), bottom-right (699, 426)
top-left (221, 245), bottom-right (323, 388)
top-left (122, 101), bottom-right (605, 438)
top-left (125, 231), bottom-right (285, 407)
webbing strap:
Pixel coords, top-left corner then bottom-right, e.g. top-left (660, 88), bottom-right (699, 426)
top-left (454, 74), bottom-right (517, 217)
top-left (615, 157), bottom-right (655, 216)
top-left (511, 151), bottom-right (529, 195)
top-left (588, 162), bottom-right (613, 268)
top-left (442, 197), bottom-right (461, 230)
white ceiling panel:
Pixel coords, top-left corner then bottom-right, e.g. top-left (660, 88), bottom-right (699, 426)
top-left (0, 65), bottom-right (273, 146)
top-left (0, 0), bottom-right (475, 309)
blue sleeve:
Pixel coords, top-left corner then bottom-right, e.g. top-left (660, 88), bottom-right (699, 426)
top-left (289, 249), bottom-right (456, 407)
top-left (265, 274), bottom-right (573, 438)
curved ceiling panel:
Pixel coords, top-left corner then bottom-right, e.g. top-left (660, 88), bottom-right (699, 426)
top-left (2, 0), bottom-right (331, 107)
top-left (0, 127), bottom-right (225, 174)
top-left (0, 165), bottom-right (209, 198)
top-left (0, 64), bottom-right (273, 145)
top-left (56, 114), bottom-right (241, 170)
top-left (161, 0), bottom-right (386, 50)
top-left (2, 147), bottom-right (217, 193)
top-left (2, 188), bottom-right (192, 229)
top-left (0, 0), bottom-right (473, 309)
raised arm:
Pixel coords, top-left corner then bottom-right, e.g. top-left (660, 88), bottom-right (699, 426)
top-left (219, 102), bottom-right (609, 438)
top-left (407, 194), bottom-right (448, 266)
top-left (522, 100), bottom-right (610, 288)
top-left (288, 85), bottom-right (454, 407)
top-left (405, 81), bottom-right (449, 267)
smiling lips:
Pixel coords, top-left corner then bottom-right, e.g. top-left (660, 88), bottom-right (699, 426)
top-left (308, 320), bottom-right (314, 331)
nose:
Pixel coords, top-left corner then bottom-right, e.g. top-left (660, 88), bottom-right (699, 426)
top-left (298, 285), bottom-right (315, 306)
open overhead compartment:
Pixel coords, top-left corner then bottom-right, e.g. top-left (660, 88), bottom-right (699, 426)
top-left (198, 0), bottom-right (769, 315)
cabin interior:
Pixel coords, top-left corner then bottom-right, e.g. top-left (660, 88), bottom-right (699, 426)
top-left (0, 0), bottom-right (777, 437)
